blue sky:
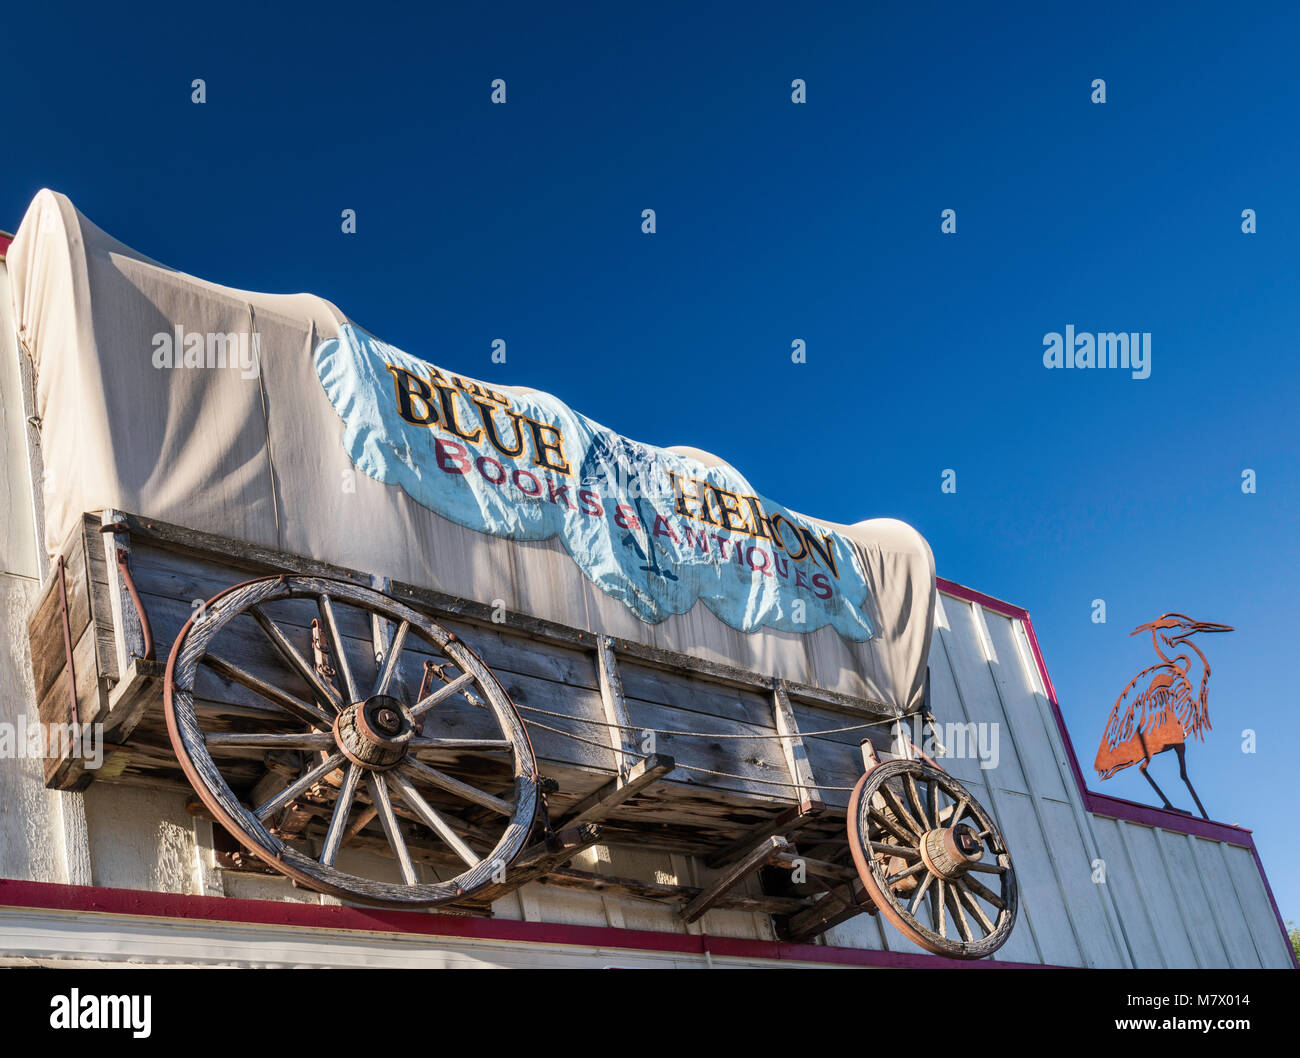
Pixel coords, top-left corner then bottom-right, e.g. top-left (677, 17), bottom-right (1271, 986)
top-left (3, 3), bottom-right (1297, 934)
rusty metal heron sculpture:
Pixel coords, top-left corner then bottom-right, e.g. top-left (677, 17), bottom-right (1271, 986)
top-left (1094, 614), bottom-right (1232, 820)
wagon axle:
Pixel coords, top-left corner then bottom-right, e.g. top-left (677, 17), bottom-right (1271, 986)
top-left (919, 822), bottom-right (985, 882)
top-left (334, 695), bottom-right (416, 771)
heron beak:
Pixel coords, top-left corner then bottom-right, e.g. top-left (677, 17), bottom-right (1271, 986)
top-left (1193, 622), bottom-right (1234, 634)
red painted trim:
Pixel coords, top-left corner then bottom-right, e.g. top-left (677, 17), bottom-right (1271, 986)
top-left (1016, 603), bottom-right (1061, 720)
top-left (0, 878), bottom-right (1054, 969)
top-left (1082, 790), bottom-right (1251, 846)
top-left (940, 576), bottom-right (1297, 969)
top-left (936, 578), bottom-right (1027, 621)
top-left (0, 232), bottom-right (12, 259)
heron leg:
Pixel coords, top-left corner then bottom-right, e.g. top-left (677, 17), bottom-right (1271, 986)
top-left (1173, 743), bottom-right (1209, 820)
top-left (1136, 731), bottom-right (1175, 810)
top-left (1138, 758), bottom-right (1175, 810)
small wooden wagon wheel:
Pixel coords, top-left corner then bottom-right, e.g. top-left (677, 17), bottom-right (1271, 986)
top-left (847, 758), bottom-right (1017, 959)
top-left (164, 575), bottom-right (538, 907)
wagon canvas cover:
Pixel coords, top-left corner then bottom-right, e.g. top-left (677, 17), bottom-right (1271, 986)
top-left (7, 190), bottom-right (935, 712)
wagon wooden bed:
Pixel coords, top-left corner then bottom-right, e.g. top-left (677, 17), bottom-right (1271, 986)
top-left (29, 509), bottom-right (1018, 958)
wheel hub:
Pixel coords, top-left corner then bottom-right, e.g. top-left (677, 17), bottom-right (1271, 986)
top-left (333, 694), bottom-right (416, 770)
top-left (918, 822), bottom-right (984, 882)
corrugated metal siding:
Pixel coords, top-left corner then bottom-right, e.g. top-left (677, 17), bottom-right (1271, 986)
top-left (1089, 817), bottom-right (1292, 968)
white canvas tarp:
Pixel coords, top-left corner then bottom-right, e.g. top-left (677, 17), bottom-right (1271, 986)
top-left (6, 190), bottom-right (935, 711)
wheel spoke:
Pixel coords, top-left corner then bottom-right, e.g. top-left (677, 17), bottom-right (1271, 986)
top-left (927, 776), bottom-right (941, 833)
top-left (320, 763), bottom-right (363, 866)
top-left (372, 620), bottom-right (410, 697)
top-left (946, 881), bottom-right (974, 943)
top-left (868, 806), bottom-right (917, 846)
top-left (389, 769), bottom-right (482, 868)
top-left (411, 671), bottom-right (477, 719)
top-left (366, 774), bottom-right (419, 885)
top-left (936, 878), bottom-right (948, 938)
top-left (904, 772), bottom-right (930, 830)
top-left (401, 758), bottom-right (512, 816)
top-left (869, 840), bottom-right (921, 860)
top-left (954, 880), bottom-right (996, 935)
top-left (886, 861), bottom-right (928, 887)
top-left (963, 860), bottom-right (1006, 875)
top-left (202, 653), bottom-right (334, 729)
top-left (249, 605), bottom-right (344, 713)
top-left (878, 782), bottom-right (924, 839)
top-left (961, 873), bottom-right (1006, 911)
top-left (910, 871), bottom-right (935, 916)
top-left (942, 796), bottom-right (969, 828)
top-left (318, 594), bottom-right (359, 704)
top-left (254, 752), bottom-right (346, 821)
top-left (206, 731), bottom-right (335, 749)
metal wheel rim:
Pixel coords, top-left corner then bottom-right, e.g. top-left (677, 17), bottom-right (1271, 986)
top-left (847, 758), bottom-right (1018, 959)
top-left (163, 575), bottom-right (538, 907)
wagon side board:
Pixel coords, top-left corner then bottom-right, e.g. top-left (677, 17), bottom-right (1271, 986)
top-left (26, 514), bottom-right (118, 789)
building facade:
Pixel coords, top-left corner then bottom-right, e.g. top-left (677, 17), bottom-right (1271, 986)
top-left (0, 197), bottom-right (1292, 969)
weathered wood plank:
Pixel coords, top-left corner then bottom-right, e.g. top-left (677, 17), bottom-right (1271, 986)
top-left (100, 511), bottom-right (147, 679)
top-left (35, 614), bottom-right (109, 789)
top-left (618, 658), bottom-right (778, 730)
top-left (596, 634), bottom-right (636, 778)
top-left (555, 753), bottom-right (675, 829)
top-left (772, 680), bottom-right (818, 802)
top-left (622, 696), bottom-right (790, 801)
top-left (779, 881), bottom-right (873, 942)
top-left (682, 835), bottom-right (790, 924)
top-left (28, 535), bottom-right (91, 701)
top-left (773, 851), bottom-right (860, 884)
top-left (703, 800), bottom-right (826, 868)
top-left (102, 658), bottom-right (165, 742)
top-left (462, 824), bottom-right (603, 906)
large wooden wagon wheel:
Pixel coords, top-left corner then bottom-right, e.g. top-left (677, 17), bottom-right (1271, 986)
top-left (847, 758), bottom-right (1017, 959)
top-left (164, 574), bottom-right (539, 907)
